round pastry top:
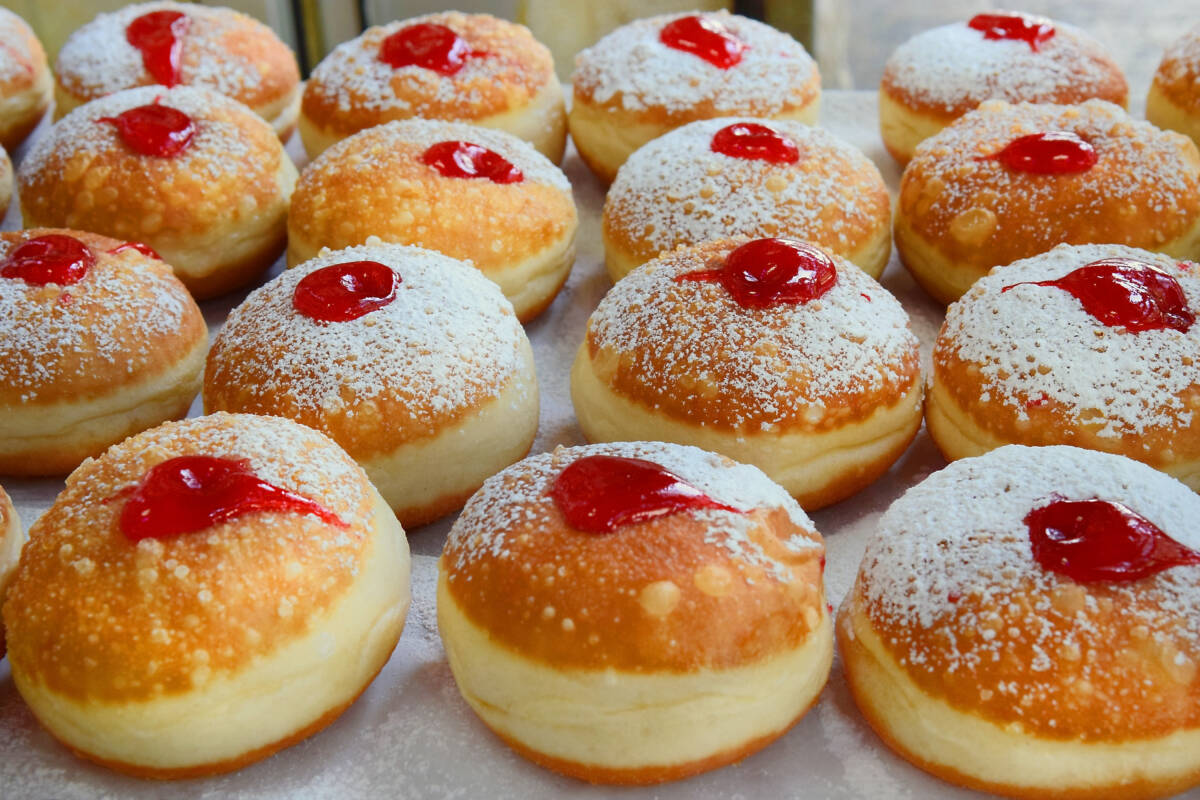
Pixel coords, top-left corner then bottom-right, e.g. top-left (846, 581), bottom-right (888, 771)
top-left (604, 117), bottom-right (888, 262)
top-left (881, 15), bottom-right (1127, 118)
top-left (899, 100), bottom-right (1200, 271)
top-left (302, 12), bottom-right (555, 135)
top-left (0, 483), bottom-right (19, 589)
top-left (0, 7), bottom-right (47, 95)
top-left (54, 1), bottom-right (299, 110)
top-left (1152, 24), bottom-right (1200, 114)
top-left (1, 412), bottom-right (376, 702)
top-left (572, 11), bottom-right (818, 122)
top-left (205, 243), bottom-right (528, 457)
top-left (442, 441), bottom-right (825, 671)
top-left (18, 85), bottom-right (289, 240)
top-left (586, 238), bottom-right (920, 432)
top-left (289, 119), bottom-right (573, 269)
top-left (854, 444), bottom-right (1200, 740)
top-left (0, 228), bottom-right (205, 405)
top-left (936, 243), bottom-right (1200, 443)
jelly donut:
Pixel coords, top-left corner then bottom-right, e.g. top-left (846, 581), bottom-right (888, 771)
top-left (0, 144), bottom-right (12, 213)
top-left (0, 229), bottom-right (207, 477)
top-left (300, 12), bottom-right (565, 162)
top-left (570, 11), bottom-right (820, 184)
top-left (0, 7), bottom-right (51, 151)
top-left (1, 412), bottom-right (411, 778)
top-left (53, 2), bottom-right (301, 139)
top-left (880, 11), bottom-right (1127, 164)
top-left (838, 444), bottom-right (1200, 799)
top-left (1147, 24), bottom-right (1200, 150)
top-left (439, 441), bottom-right (831, 784)
top-left (287, 119), bottom-right (576, 321)
top-left (204, 243), bottom-right (539, 529)
top-left (894, 99), bottom-right (1200, 305)
top-left (927, 243), bottom-right (1200, 489)
top-left (18, 85), bottom-right (297, 300)
top-left (571, 237), bottom-right (922, 510)
top-left (0, 484), bottom-right (22, 659)
top-left (603, 118), bottom-right (890, 282)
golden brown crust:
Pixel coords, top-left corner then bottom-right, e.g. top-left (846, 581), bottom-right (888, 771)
top-left (1151, 26), bottom-right (1200, 117)
top-left (0, 8), bottom-right (50, 150)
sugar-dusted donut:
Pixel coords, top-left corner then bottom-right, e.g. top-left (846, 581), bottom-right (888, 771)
top-left (0, 7), bottom-right (51, 150)
top-left (1147, 23), bottom-right (1200, 150)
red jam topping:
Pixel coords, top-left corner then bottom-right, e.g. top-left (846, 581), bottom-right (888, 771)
top-left (967, 12), bottom-right (1055, 51)
top-left (659, 15), bottom-right (747, 69)
top-left (0, 235), bottom-right (95, 286)
top-left (678, 238), bottom-right (837, 309)
top-left (379, 23), bottom-right (476, 75)
top-left (126, 10), bottom-right (190, 87)
top-left (1026, 497), bottom-right (1200, 583)
top-left (1002, 258), bottom-right (1194, 333)
top-left (422, 141), bottom-right (523, 184)
top-left (98, 102), bottom-right (195, 157)
top-left (108, 241), bottom-right (162, 260)
top-left (293, 261), bottom-right (401, 323)
top-left (118, 455), bottom-right (346, 541)
top-left (551, 455), bottom-right (740, 534)
top-left (978, 131), bottom-right (1096, 174)
top-left (710, 122), bottom-right (800, 164)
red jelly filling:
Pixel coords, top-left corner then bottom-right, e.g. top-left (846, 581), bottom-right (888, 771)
top-left (1002, 257), bottom-right (1194, 333)
top-left (118, 455), bottom-right (346, 541)
top-left (710, 122), bottom-right (800, 164)
top-left (552, 455), bottom-right (740, 534)
top-left (379, 22), bottom-right (476, 75)
top-left (659, 15), bottom-right (746, 69)
top-left (108, 241), bottom-right (162, 260)
top-left (293, 261), bottom-right (401, 323)
top-left (967, 12), bottom-right (1055, 52)
top-left (1026, 497), bottom-right (1200, 583)
top-left (126, 9), bottom-right (190, 87)
top-left (678, 238), bottom-right (837, 309)
top-left (98, 102), bottom-right (196, 157)
top-left (978, 131), bottom-right (1097, 174)
top-left (0, 234), bottom-right (95, 286)
top-left (422, 140), bottom-right (523, 184)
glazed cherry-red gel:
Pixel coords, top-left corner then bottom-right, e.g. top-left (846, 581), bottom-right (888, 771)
top-left (659, 15), bottom-right (747, 69)
top-left (1002, 258), bottom-right (1195, 333)
top-left (1026, 497), bottom-right (1200, 583)
top-left (0, 234), bottom-right (95, 286)
top-left (710, 122), bottom-right (800, 164)
top-left (108, 241), bottom-right (162, 260)
top-left (98, 102), bottom-right (196, 157)
top-left (379, 23), bottom-right (476, 75)
top-left (293, 261), bottom-right (401, 323)
top-left (422, 140), bottom-right (524, 184)
top-left (126, 9), bottom-right (190, 87)
top-left (678, 238), bottom-right (838, 309)
top-left (118, 455), bottom-right (346, 541)
top-left (551, 455), bottom-right (741, 534)
top-left (967, 12), bottom-right (1055, 52)
top-left (978, 131), bottom-right (1097, 174)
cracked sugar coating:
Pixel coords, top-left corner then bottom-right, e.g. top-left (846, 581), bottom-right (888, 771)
top-left (1, 412), bottom-right (375, 703)
top-left (854, 444), bottom-right (1200, 739)
top-left (881, 17), bottom-right (1127, 117)
top-left (572, 11), bottom-right (817, 120)
top-left (604, 117), bottom-right (888, 265)
top-left (204, 242), bottom-right (528, 457)
top-left (585, 238), bottom-right (920, 431)
top-left (443, 441), bottom-right (824, 671)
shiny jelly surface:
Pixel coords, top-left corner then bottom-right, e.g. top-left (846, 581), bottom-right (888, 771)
top-left (1002, 257), bottom-right (1194, 333)
top-left (1026, 497), bottom-right (1200, 583)
top-left (551, 454), bottom-right (740, 534)
top-left (126, 9), bottom-right (190, 87)
top-left (678, 238), bottom-right (838, 309)
top-left (422, 140), bottom-right (524, 184)
top-left (293, 261), bottom-right (401, 323)
top-left (98, 102), bottom-right (196, 157)
top-left (118, 455), bottom-right (346, 541)
top-left (967, 11), bottom-right (1055, 51)
top-left (710, 122), bottom-right (800, 164)
top-left (107, 241), bottom-right (162, 260)
top-left (659, 15), bottom-right (747, 69)
top-left (979, 131), bottom-right (1097, 174)
top-left (379, 22), bottom-right (473, 75)
top-left (0, 234), bottom-right (95, 286)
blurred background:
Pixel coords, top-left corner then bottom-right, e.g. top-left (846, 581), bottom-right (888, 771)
top-left (2, 0), bottom-right (1190, 100)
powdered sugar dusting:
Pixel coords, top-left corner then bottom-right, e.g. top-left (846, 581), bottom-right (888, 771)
top-left (1154, 23), bottom-right (1200, 110)
top-left (939, 243), bottom-right (1200, 438)
top-left (573, 11), bottom-right (816, 114)
top-left (0, 8), bottom-right (39, 84)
